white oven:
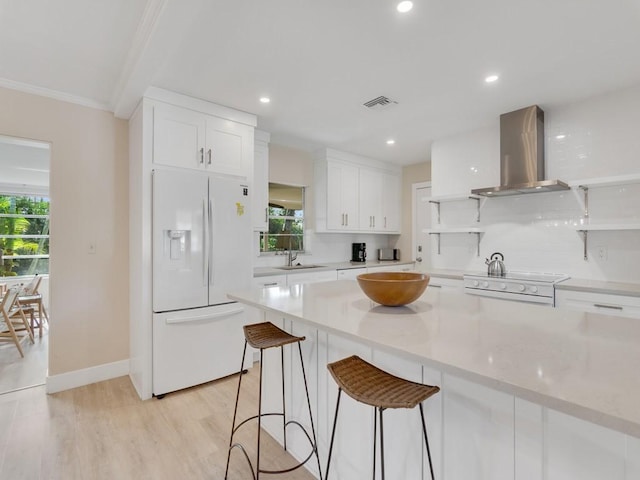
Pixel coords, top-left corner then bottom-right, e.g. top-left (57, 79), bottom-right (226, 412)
top-left (463, 272), bottom-right (569, 306)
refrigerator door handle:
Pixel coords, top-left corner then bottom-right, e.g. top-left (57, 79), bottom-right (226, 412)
top-left (208, 198), bottom-right (214, 286)
top-left (203, 199), bottom-right (208, 287)
top-left (165, 306), bottom-right (244, 324)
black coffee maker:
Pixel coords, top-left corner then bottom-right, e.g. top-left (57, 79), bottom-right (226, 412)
top-left (351, 243), bottom-right (366, 262)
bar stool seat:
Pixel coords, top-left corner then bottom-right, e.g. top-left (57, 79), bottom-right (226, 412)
top-left (243, 321), bottom-right (304, 350)
top-left (225, 321), bottom-right (323, 480)
top-left (326, 355), bottom-right (440, 480)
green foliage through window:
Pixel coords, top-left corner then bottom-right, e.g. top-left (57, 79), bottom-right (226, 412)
top-left (0, 195), bottom-right (50, 277)
top-left (259, 184), bottom-right (305, 253)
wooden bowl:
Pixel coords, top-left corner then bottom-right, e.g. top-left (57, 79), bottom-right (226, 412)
top-left (356, 272), bottom-right (430, 306)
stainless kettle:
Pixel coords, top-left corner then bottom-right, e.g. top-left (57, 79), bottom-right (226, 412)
top-left (485, 252), bottom-right (506, 277)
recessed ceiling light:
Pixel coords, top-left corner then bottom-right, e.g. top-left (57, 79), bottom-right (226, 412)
top-left (485, 74), bottom-right (499, 83)
top-left (397, 1), bottom-right (413, 13)
top-left (555, 134), bottom-right (566, 140)
top-left (259, 97), bottom-right (271, 104)
top-left (386, 139), bottom-right (396, 145)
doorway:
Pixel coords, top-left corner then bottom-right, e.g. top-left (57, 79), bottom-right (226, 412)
top-left (0, 134), bottom-right (50, 394)
top-left (412, 182), bottom-right (432, 272)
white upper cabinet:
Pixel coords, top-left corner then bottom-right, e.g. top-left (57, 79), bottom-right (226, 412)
top-left (358, 167), bottom-right (381, 231)
top-left (252, 130), bottom-right (270, 231)
top-left (380, 171), bottom-right (401, 232)
top-left (315, 148), bottom-right (401, 234)
top-left (153, 103), bottom-right (205, 170)
top-left (326, 160), bottom-right (359, 231)
top-left (152, 101), bottom-right (253, 177)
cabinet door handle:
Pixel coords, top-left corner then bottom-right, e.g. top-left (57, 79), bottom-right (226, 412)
top-left (263, 282), bottom-right (278, 287)
top-left (593, 303), bottom-right (623, 310)
top-left (199, 147), bottom-right (204, 164)
top-left (265, 207), bottom-right (268, 223)
top-left (341, 213), bottom-right (344, 226)
top-left (345, 213), bottom-right (348, 226)
top-left (430, 284), bottom-right (442, 288)
top-left (373, 216), bottom-right (375, 228)
top-left (384, 216), bottom-right (387, 228)
top-left (207, 148), bottom-right (212, 165)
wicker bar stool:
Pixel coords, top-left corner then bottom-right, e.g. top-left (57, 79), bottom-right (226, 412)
top-left (225, 321), bottom-right (323, 480)
top-left (325, 355), bottom-right (440, 480)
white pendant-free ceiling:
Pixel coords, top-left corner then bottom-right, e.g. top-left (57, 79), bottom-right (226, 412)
top-left (1, 0), bottom-right (639, 165)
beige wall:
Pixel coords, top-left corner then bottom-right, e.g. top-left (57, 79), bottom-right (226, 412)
top-left (395, 161), bottom-right (431, 259)
top-left (269, 143), bottom-right (316, 229)
top-left (0, 87), bottom-right (129, 375)
top-left (269, 144), bottom-right (313, 186)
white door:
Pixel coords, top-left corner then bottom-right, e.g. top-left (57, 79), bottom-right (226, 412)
top-left (204, 116), bottom-right (245, 176)
top-left (152, 303), bottom-right (249, 396)
top-left (153, 103), bottom-right (205, 170)
top-left (359, 168), bottom-right (381, 231)
top-left (208, 175), bottom-right (252, 305)
top-left (153, 169), bottom-right (208, 312)
top-left (413, 184), bottom-right (432, 272)
top-left (327, 161), bottom-right (359, 230)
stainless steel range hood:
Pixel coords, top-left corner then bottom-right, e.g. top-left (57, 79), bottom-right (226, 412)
top-left (471, 105), bottom-right (569, 197)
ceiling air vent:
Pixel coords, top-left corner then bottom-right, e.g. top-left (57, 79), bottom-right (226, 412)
top-left (362, 96), bottom-right (398, 110)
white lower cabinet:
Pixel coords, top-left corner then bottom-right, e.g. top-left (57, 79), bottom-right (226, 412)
top-left (337, 267), bottom-right (366, 280)
top-left (287, 320), bottom-right (322, 478)
top-left (370, 350), bottom-right (428, 479)
top-left (429, 276), bottom-right (464, 292)
top-left (259, 323), bottom-right (640, 480)
top-left (258, 313), bottom-right (288, 445)
top-left (545, 409), bottom-right (628, 480)
top-left (286, 270), bottom-right (337, 285)
top-left (555, 289), bottom-right (640, 318)
top-left (443, 375), bottom-right (514, 480)
top-left (366, 263), bottom-right (415, 273)
top-left (321, 333), bottom-right (374, 478)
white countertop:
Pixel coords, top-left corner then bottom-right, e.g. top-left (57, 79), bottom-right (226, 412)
top-left (254, 260), bottom-right (415, 277)
top-left (229, 280), bottom-right (640, 438)
top-left (556, 278), bottom-right (640, 297)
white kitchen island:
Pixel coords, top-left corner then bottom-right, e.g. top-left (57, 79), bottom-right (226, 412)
top-left (228, 280), bottom-right (640, 480)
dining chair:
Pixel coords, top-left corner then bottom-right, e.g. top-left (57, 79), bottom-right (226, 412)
top-left (1, 287), bottom-right (35, 357)
top-left (17, 275), bottom-right (49, 337)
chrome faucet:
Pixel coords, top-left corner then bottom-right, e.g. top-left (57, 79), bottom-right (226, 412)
top-left (286, 249), bottom-right (298, 267)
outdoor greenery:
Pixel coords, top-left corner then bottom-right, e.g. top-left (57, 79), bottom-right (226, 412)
top-left (0, 195), bottom-right (50, 277)
top-left (260, 205), bottom-right (304, 252)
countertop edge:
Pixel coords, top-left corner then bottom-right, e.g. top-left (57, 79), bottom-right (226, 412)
top-left (228, 288), bottom-right (640, 439)
top-left (556, 278), bottom-right (640, 297)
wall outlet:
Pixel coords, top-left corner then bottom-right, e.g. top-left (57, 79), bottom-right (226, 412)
top-left (596, 245), bottom-right (607, 260)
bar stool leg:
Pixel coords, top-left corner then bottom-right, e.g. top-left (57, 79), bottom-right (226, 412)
top-left (325, 388), bottom-right (343, 480)
top-left (379, 408), bottom-right (386, 480)
top-left (297, 342), bottom-right (324, 480)
top-left (256, 348), bottom-right (264, 479)
top-left (372, 408), bottom-right (377, 480)
top-left (225, 340), bottom-right (249, 480)
top-left (419, 403), bottom-right (436, 480)
top-left (281, 346), bottom-right (287, 451)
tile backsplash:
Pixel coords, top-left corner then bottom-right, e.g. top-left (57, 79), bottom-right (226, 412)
top-left (430, 84), bottom-right (640, 283)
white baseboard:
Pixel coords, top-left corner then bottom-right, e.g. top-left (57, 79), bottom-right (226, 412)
top-left (46, 359), bottom-right (130, 394)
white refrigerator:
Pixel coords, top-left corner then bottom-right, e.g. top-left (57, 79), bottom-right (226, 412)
top-left (152, 168), bottom-right (252, 396)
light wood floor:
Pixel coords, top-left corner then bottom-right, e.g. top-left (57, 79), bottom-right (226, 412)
top-left (0, 327), bottom-right (48, 395)
top-left (0, 365), bottom-right (317, 479)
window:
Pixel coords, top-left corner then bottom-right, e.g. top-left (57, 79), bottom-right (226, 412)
top-left (0, 194), bottom-right (50, 277)
top-left (259, 183), bottom-right (305, 253)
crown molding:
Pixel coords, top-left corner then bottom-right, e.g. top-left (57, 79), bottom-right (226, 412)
top-left (0, 77), bottom-right (111, 112)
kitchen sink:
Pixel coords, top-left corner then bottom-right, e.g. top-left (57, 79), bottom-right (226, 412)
top-left (276, 265), bottom-right (326, 270)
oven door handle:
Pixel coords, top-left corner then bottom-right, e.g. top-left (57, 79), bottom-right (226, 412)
top-left (593, 303), bottom-right (623, 311)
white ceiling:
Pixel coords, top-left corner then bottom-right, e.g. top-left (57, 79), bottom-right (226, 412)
top-left (1, 0), bottom-right (640, 165)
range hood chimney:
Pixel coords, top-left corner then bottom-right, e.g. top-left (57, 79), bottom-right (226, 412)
top-left (471, 105), bottom-right (569, 197)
